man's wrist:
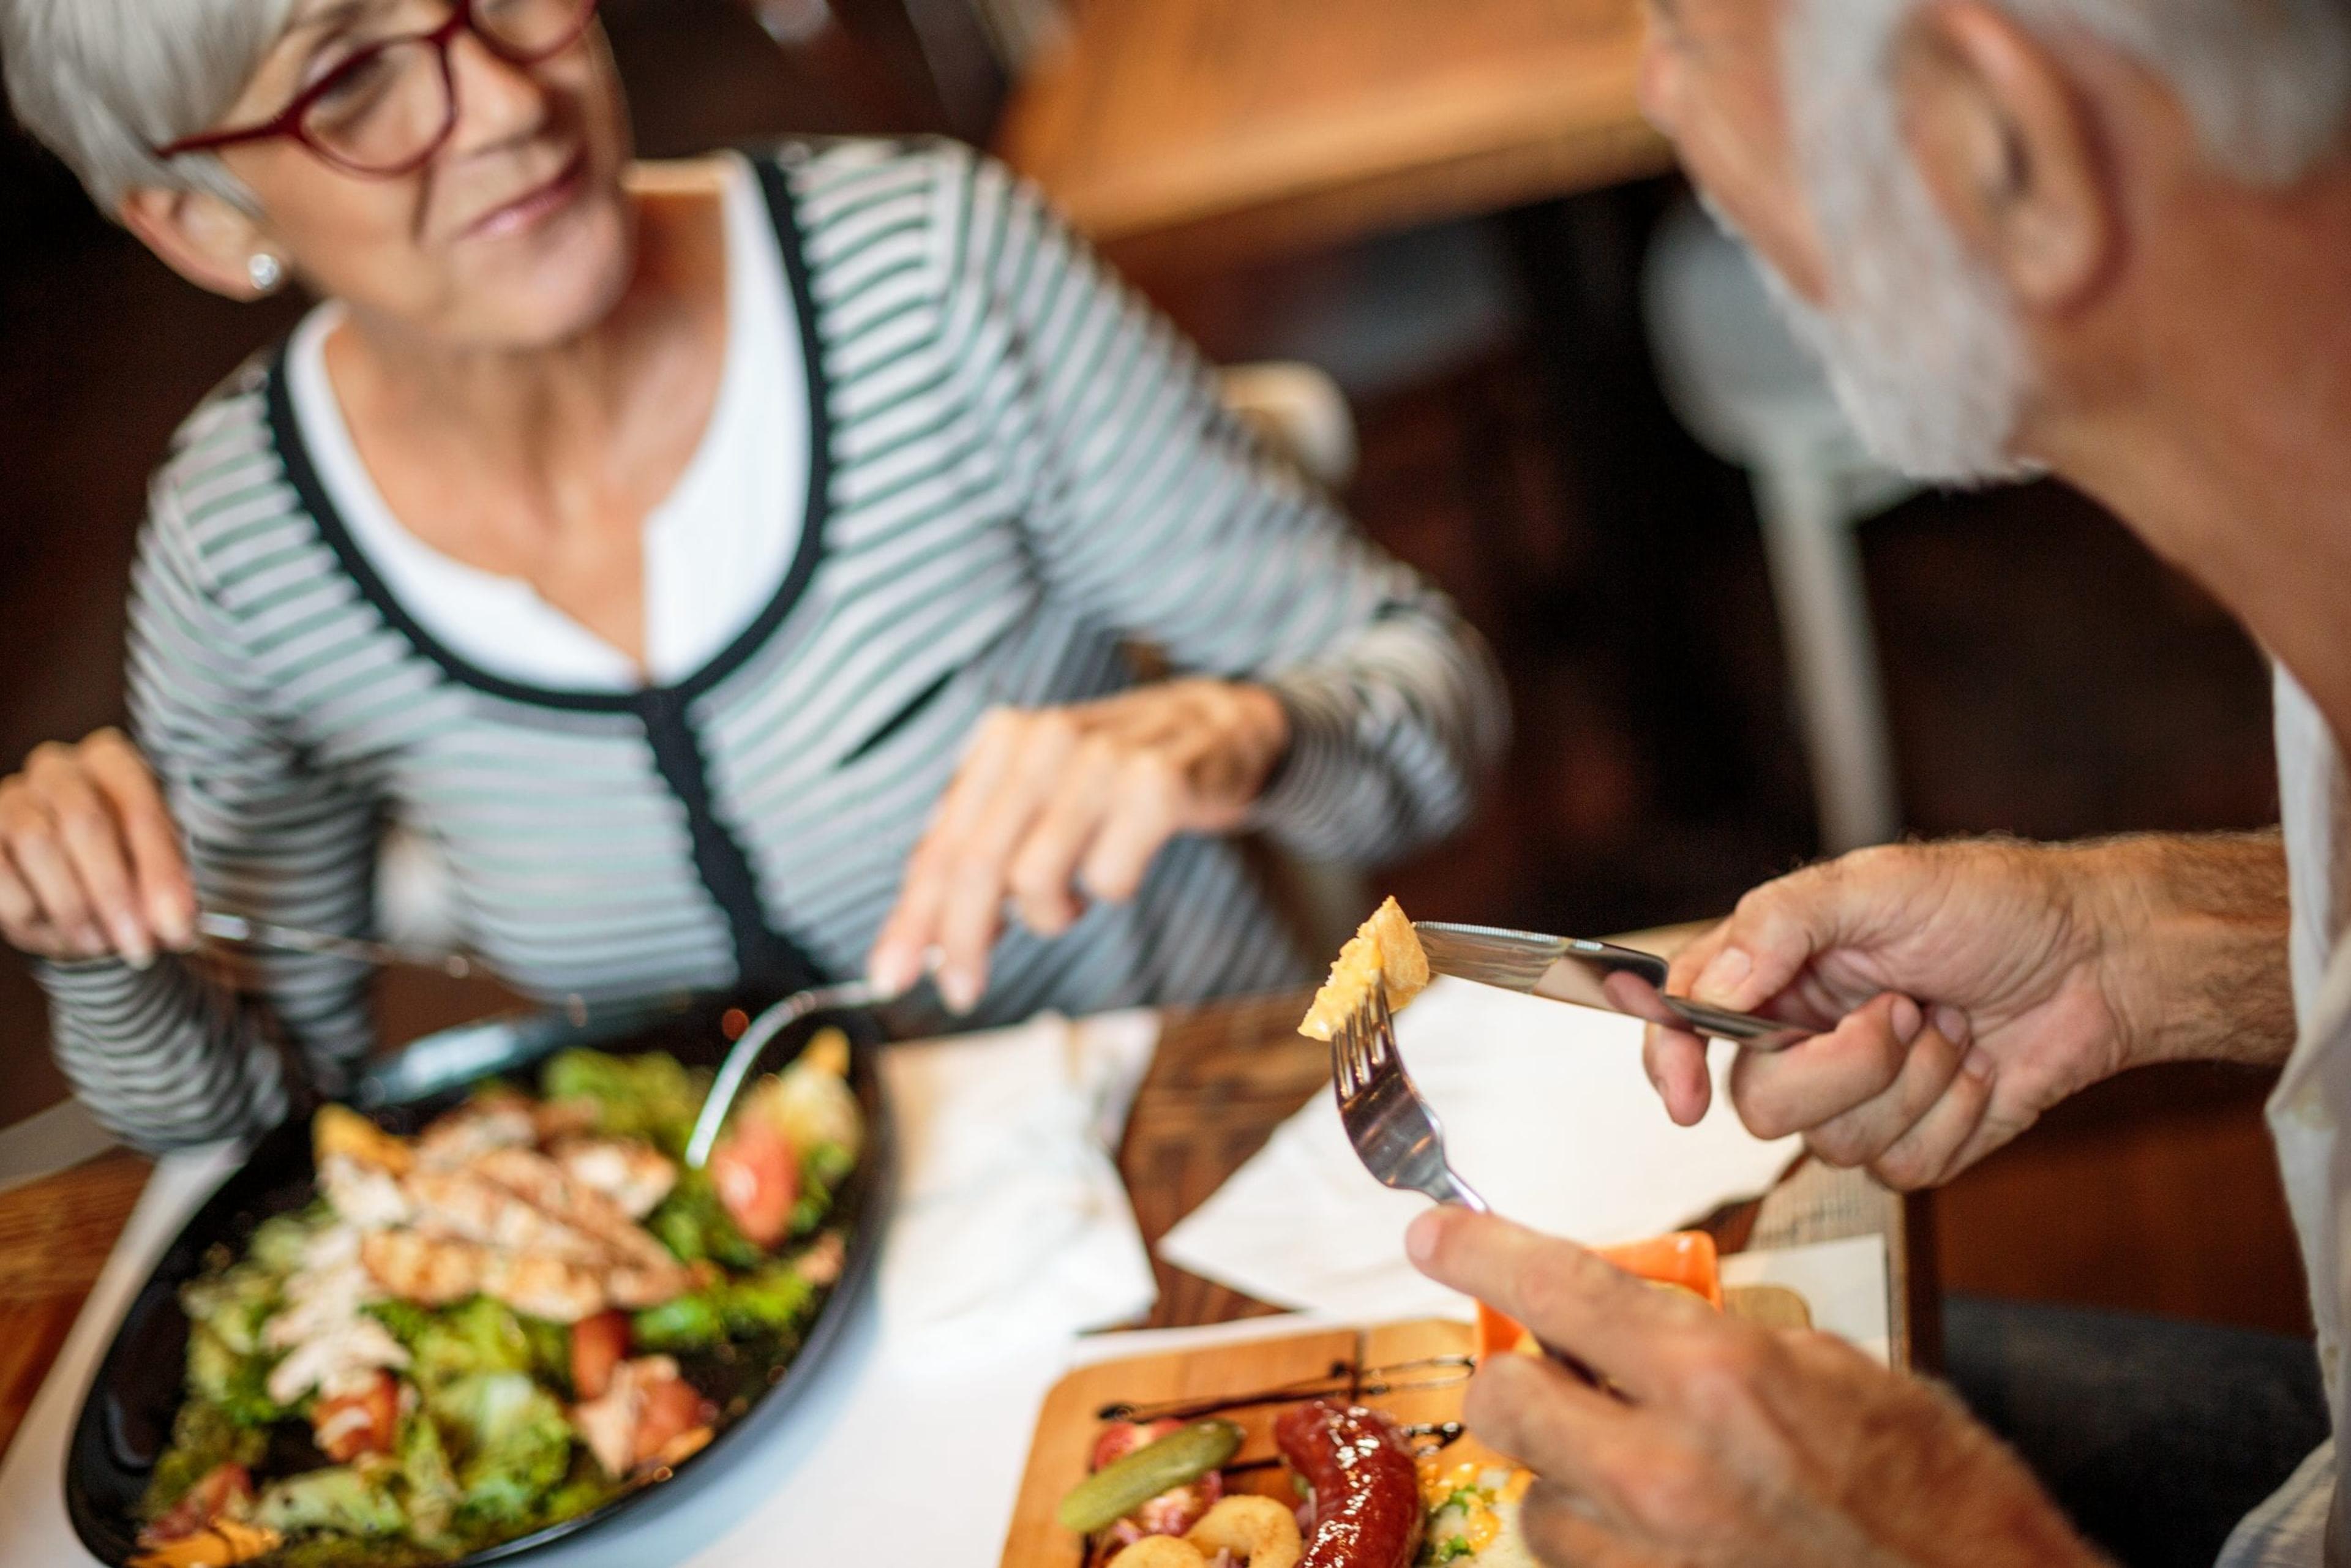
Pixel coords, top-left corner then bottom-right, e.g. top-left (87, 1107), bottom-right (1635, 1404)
top-left (2077, 829), bottom-right (2293, 1068)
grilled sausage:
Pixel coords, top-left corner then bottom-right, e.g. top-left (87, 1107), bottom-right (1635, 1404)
top-left (1273, 1401), bottom-right (1422, 1568)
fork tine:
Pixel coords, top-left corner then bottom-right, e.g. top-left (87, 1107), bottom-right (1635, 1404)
top-left (1368, 985), bottom-right (1395, 1067)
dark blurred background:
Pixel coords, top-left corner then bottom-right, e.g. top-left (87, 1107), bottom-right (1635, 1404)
top-left (0, 0), bottom-right (2302, 1333)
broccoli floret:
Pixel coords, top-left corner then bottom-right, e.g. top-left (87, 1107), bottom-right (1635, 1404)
top-left (178, 1264), bottom-right (280, 1357)
top-left (645, 1167), bottom-right (763, 1270)
top-left (253, 1463), bottom-right (407, 1537)
top-left (138, 1402), bottom-right (267, 1520)
top-left (534, 1451), bottom-right (624, 1529)
top-left (630, 1291), bottom-right (727, 1352)
top-left (404, 1298), bottom-right (535, 1390)
top-left (268, 1536), bottom-right (448, 1568)
top-left (364, 1299), bottom-right (435, 1345)
top-left (538, 1049), bottom-right (708, 1155)
top-left (723, 1264), bottom-right (817, 1338)
top-left (185, 1322), bottom-right (286, 1428)
top-left (517, 1313), bottom-right (572, 1390)
top-left (246, 1208), bottom-right (328, 1275)
top-left (394, 1411), bottom-right (463, 1548)
top-left (428, 1372), bottom-right (574, 1525)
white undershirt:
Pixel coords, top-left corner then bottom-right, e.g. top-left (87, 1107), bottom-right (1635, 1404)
top-left (287, 152), bottom-right (808, 690)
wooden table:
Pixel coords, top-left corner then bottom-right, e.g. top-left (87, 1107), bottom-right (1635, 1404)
top-left (0, 981), bottom-right (1921, 1465)
top-left (994, 0), bottom-right (1676, 276)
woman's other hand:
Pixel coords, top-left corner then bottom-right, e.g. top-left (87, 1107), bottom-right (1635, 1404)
top-left (0, 728), bottom-right (197, 967)
top-left (868, 680), bottom-right (1289, 1012)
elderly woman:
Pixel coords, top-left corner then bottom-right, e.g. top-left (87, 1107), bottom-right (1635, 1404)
top-left (0, 0), bottom-right (1504, 1149)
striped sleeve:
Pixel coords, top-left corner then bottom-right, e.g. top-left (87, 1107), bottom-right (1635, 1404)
top-left (36, 455), bottom-right (380, 1151)
top-left (937, 145), bottom-right (1510, 865)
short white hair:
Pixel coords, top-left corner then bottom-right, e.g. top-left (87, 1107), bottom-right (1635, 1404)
top-left (1, 0), bottom-right (298, 213)
top-left (1800, 0), bottom-right (2351, 186)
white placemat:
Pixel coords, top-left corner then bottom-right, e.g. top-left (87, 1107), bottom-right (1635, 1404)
top-left (1160, 977), bottom-right (1802, 1321)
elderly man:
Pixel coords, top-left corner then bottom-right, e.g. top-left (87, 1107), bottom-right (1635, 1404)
top-left (1405, 0), bottom-right (2351, 1563)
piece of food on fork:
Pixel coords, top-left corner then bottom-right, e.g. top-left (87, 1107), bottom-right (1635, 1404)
top-left (1297, 896), bottom-right (1432, 1041)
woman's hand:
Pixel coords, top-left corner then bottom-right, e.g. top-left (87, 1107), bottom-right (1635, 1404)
top-left (0, 729), bottom-right (197, 968)
top-left (1407, 1209), bottom-right (2100, 1568)
top-left (868, 680), bottom-right (1290, 1012)
top-left (1642, 833), bottom-right (2290, 1190)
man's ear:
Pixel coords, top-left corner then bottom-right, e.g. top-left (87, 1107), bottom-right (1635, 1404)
top-left (1894, 0), bottom-right (2115, 312)
top-left (118, 184), bottom-right (282, 301)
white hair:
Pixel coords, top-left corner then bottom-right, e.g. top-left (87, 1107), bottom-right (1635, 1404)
top-left (1758, 0), bottom-right (2351, 484)
top-left (1, 0), bottom-right (299, 213)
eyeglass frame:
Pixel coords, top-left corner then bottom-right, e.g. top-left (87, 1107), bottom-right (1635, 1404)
top-left (151, 0), bottom-right (601, 178)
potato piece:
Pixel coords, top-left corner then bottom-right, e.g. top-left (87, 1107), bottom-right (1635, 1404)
top-left (312, 1104), bottom-right (413, 1176)
top-left (1297, 897), bottom-right (1431, 1041)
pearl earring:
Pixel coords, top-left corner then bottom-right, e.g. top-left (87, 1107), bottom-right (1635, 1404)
top-left (247, 253), bottom-right (283, 294)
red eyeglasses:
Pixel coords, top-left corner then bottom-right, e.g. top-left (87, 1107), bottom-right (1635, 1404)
top-left (153, 0), bottom-right (600, 178)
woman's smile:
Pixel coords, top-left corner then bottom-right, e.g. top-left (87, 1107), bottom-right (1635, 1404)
top-left (459, 145), bottom-right (590, 242)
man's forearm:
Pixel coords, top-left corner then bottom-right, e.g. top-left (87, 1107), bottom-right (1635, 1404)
top-left (2085, 828), bottom-right (2295, 1068)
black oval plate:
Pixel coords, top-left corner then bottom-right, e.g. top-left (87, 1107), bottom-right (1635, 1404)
top-left (63, 992), bottom-right (894, 1566)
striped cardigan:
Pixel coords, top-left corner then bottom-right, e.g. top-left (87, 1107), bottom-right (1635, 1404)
top-left (37, 138), bottom-right (1509, 1152)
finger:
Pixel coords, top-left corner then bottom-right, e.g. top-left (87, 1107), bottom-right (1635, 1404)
top-left (1461, 1348), bottom-right (1651, 1525)
top-left (1689, 851), bottom-right (1915, 1013)
top-left (1802, 1008), bottom-right (1970, 1169)
top-left (1726, 992), bottom-right (1925, 1141)
top-left (0, 856), bottom-right (50, 950)
top-left (934, 714), bottom-right (1079, 1008)
top-left (1076, 753), bottom-right (1181, 903)
top-left (1406, 1209), bottom-right (1708, 1392)
top-left (1641, 1024), bottom-right (1714, 1127)
top-left (81, 733), bottom-right (195, 949)
top-left (42, 762), bottom-right (154, 967)
top-left (1518, 1479), bottom-right (1667, 1568)
top-left (1, 802), bottom-right (105, 956)
top-left (1005, 738), bottom-right (1119, 936)
top-left (1873, 1049), bottom-right (2004, 1188)
top-left (866, 713), bottom-right (1028, 995)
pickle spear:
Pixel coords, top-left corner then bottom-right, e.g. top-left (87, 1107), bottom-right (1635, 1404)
top-left (1057, 1419), bottom-right (1245, 1534)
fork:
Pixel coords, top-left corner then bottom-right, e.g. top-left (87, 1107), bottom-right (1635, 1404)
top-left (1330, 984), bottom-right (1488, 1211)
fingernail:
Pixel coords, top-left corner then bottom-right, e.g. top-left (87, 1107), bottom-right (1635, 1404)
top-left (1963, 1048), bottom-right (1996, 1082)
top-left (153, 898), bottom-right (194, 951)
top-left (1935, 1005), bottom-right (1971, 1048)
top-left (1404, 1209), bottom-right (1445, 1267)
top-left (867, 947), bottom-right (916, 997)
top-left (1694, 948), bottom-right (1751, 1005)
top-left (111, 918), bottom-right (153, 971)
top-left (1891, 995), bottom-right (1924, 1045)
top-left (939, 967), bottom-right (981, 1015)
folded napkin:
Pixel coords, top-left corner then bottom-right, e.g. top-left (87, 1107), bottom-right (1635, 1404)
top-left (1160, 977), bottom-right (1802, 1321)
top-left (0, 1010), bottom-right (1161, 1567)
top-left (876, 1009), bottom-right (1161, 1365)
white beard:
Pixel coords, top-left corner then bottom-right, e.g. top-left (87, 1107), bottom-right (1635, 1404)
top-left (1726, 0), bottom-right (2042, 486)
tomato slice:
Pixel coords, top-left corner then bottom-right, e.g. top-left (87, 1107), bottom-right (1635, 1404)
top-left (312, 1371), bottom-right (400, 1463)
top-left (571, 1309), bottom-right (631, 1401)
top-left (709, 1115), bottom-right (799, 1248)
top-left (142, 1462), bottom-right (255, 1544)
top-left (631, 1365), bottom-right (716, 1468)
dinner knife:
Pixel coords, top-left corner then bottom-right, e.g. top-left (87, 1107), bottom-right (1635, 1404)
top-left (1412, 921), bottom-right (1815, 1052)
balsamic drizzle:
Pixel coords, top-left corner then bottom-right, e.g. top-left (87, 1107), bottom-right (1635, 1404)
top-left (1092, 1354), bottom-right (1474, 1425)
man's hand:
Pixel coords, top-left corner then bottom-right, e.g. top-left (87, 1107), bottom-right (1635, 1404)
top-left (1408, 1208), bottom-right (2100, 1568)
top-left (866, 680), bottom-right (1289, 1012)
top-left (1643, 835), bottom-right (2289, 1190)
top-left (0, 728), bottom-right (197, 969)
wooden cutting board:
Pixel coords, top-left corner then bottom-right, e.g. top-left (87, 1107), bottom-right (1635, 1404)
top-left (1000, 1291), bottom-right (1813, 1567)
top-left (999, 1318), bottom-right (1511, 1567)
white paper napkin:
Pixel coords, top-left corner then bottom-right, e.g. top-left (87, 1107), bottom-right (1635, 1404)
top-left (1160, 977), bottom-right (1802, 1321)
top-left (876, 1009), bottom-right (1161, 1367)
top-left (0, 1010), bottom-right (1161, 1567)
